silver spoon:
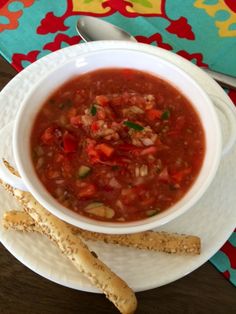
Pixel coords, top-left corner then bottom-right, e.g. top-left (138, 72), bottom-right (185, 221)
top-left (76, 16), bottom-right (236, 91)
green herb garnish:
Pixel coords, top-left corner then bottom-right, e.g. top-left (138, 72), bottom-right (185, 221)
top-left (161, 110), bottom-right (170, 120)
top-left (90, 105), bottom-right (97, 116)
top-left (124, 121), bottom-right (144, 131)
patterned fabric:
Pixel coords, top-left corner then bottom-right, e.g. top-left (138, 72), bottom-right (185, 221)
top-left (0, 0), bottom-right (236, 286)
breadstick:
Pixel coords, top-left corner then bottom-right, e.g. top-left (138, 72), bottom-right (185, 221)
top-left (0, 177), bottom-right (137, 314)
top-left (3, 210), bottom-right (200, 255)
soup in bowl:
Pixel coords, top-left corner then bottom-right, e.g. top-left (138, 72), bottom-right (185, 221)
top-left (31, 68), bottom-right (205, 223)
top-left (1, 49), bottom-right (223, 234)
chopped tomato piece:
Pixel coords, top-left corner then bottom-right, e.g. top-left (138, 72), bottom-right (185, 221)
top-left (47, 169), bottom-right (60, 179)
top-left (140, 197), bottom-right (155, 207)
top-left (67, 107), bottom-right (77, 118)
top-left (140, 146), bottom-right (157, 155)
top-left (91, 121), bottom-right (99, 132)
top-left (63, 132), bottom-right (77, 153)
top-left (96, 143), bottom-right (114, 157)
top-left (171, 168), bottom-right (192, 183)
top-left (97, 109), bottom-right (106, 120)
top-left (62, 158), bottom-right (73, 175)
top-left (118, 144), bottom-right (142, 155)
top-left (54, 153), bottom-right (64, 163)
top-left (86, 139), bottom-right (101, 164)
top-left (41, 127), bottom-right (60, 145)
top-left (95, 95), bottom-right (109, 106)
top-left (41, 127), bottom-right (54, 145)
top-left (78, 183), bottom-right (96, 199)
top-left (175, 116), bottom-right (186, 131)
top-left (70, 115), bottom-right (81, 127)
top-left (158, 167), bottom-right (170, 183)
top-left (146, 109), bottom-right (162, 121)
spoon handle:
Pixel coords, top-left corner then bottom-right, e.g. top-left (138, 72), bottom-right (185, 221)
top-left (203, 68), bottom-right (236, 91)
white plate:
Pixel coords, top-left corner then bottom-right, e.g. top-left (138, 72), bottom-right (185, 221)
top-left (0, 41), bottom-right (236, 293)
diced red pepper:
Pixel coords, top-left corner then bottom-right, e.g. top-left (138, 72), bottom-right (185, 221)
top-left (146, 109), bottom-right (163, 121)
top-left (95, 95), bottom-right (109, 106)
top-left (96, 143), bottom-right (114, 157)
top-left (63, 132), bottom-right (77, 153)
top-left (78, 183), bottom-right (96, 199)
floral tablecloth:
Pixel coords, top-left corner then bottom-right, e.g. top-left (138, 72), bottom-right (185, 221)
top-left (0, 0), bottom-right (236, 286)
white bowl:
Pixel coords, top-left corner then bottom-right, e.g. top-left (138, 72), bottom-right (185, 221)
top-left (0, 48), bottom-right (225, 234)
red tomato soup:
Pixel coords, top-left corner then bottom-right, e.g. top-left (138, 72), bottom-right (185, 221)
top-left (31, 68), bottom-right (205, 222)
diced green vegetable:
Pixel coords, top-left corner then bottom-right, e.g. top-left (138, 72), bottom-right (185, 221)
top-left (85, 202), bottom-right (104, 209)
top-left (146, 209), bottom-right (159, 217)
top-left (85, 203), bottom-right (115, 218)
top-left (161, 110), bottom-right (170, 120)
top-left (90, 105), bottom-right (97, 116)
top-left (78, 165), bottom-right (91, 178)
top-left (123, 121), bottom-right (144, 131)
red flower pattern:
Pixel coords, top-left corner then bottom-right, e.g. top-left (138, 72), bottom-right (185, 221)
top-left (11, 50), bottom-right (40, 71)
top-left (177, 50), bottom-right (208, 67)
top-left (221, 240), bottom-right (236, 269)
top-left (43, 34), bottom-right (82, 52)
top-left (37, 12), bottom-right (69, 34)
top-left (136, 33), bottom-right (173, 50)
top-left (166, 17), bottom-right (195, 40)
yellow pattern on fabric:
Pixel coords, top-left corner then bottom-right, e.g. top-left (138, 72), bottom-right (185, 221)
top-left (126, 0), bottom-right (163, 14)
top-left (194, 0), bottom-right (236, 37)
top-left (71, 0), bottom-right (163, 15)
top-left (71, 0), bottom-right (110, 14)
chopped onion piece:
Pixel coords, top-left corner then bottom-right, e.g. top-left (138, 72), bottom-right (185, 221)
top-left (116, 200), bottom-right (124, 210)
top-left (85, 204), bottom-right (115, 219)
top-left (55, 179), bottom-right (65, 185)
top-left (142, 138), bottom-right (154, 146)
top-left (130, 106), bottom-right (144, 114)
top-left (135, 167), bottom-right (140, 177)
top-left (140, 165), bottom-right (148, 177)
top-left (109, 177), bottom-right (121, 188)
